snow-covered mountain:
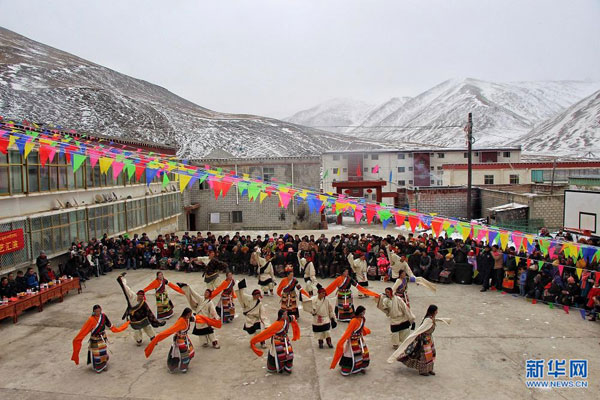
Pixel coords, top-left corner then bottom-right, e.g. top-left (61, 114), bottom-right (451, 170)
top-left (515, 90), bottom-right (600, 156)
top-left (348, 78), bottom-right (599, 147)
top-left (284, 98), bottom-right (378, 134)
top-left (0, 27), bottom-right (385, 158)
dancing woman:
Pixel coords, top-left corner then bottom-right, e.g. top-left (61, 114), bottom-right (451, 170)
top-left (236, 279), bottom-right (269, 339)
top-left (324, 268), bottom-right (378, 322)
top-left (255, 250), bottom-right (276, 295)
top-left (330, 305), bottom-right (371, 376)
top-left (392, 270), bottom-right (437, 308)
top-left (71, 305), bottom-right (129, 373)
top-left (143, 271), bottom-right (185, 320)
top-left (210, 271), bottom-right (237, 323)
top-left (177, 283), bottom-right (222, 349)
top-left (375, 287), bottom-right (415, 349)
top-left (250, 309), bottom-right (300, 374)
top-left (144, 307), bottom-right (221, 373)
top-left (276, 267), bottom-right (310, 319)
top-left (387, 304), bottom-right (451, 376)
top-left (298, 251), bottom-right (317, 296)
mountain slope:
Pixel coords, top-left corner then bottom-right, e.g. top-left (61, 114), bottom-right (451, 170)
top-left (284, 98), bottom-right (377, 134)
top-left (350, 78), bottom-right (598, 147)
top-left (515, 89), bottom-right (600, 155)
top-left (0, 27), bottom-right (383, 158)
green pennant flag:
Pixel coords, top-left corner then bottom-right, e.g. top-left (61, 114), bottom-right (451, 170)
top-left (323, 169), bottom-right (329, 179)
top-left (72, 153), bottom-right (86, 173)
top-left (377, 209), bottom-right (392, 221)
top-left (248, 182), bottom-right (261, 201)
top-left (162, 172), bottom-right (170, 188)
top-left (198, 174), bottom-right (208, 185)
top-left (126, 163), bottom-right (136, 180)
top-left (538, 260), bottom-right (544, 271)
top-left (548, 302), bottom-right (554, 309)
top-left (238, 181), bottom-right (249, 194)
top-left (445, 224), bottom-right (456, 237)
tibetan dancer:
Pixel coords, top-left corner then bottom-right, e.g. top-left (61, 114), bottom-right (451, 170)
top-left (236, 279), bottom-right (269, 340)
top-left (330, 305), bottom-right (371, 376)
top-left (277, 267), bottom-right (310, 319)
top-left (144, 307), bottom-right (221, 373)
top-left (250, 309), bottom-right (300, 374)
top-left (386, 244), bottom-right (414, 281)
top-left (256, 250), bottom-right (276, 295)
top-left (71, 305), bottom-right (129, 373)
top-left (375, 287), bottom-right (415, 348)
top-left (117, 274), bottom-right (165, 345)
top-left (392, 270), bottom-right (437, 308)
top-left (387, 305), bottom-right (452, 376)
top-left (210, 271), bottom-right (237, 323)
top-left (298, 251), bottom-right (318, 296)
top-left (324, 268), bottom-right (379, 322)
top-left (143, 271), bottom-right (185, 320)
top-left (348, 251), bottom-right (368, 297)
top-left (178, 282), bottom-right (222, 349)
top-left (204, 251), bottom-right (228, 291)
top-left (302, 286), bottom-right (336, 349)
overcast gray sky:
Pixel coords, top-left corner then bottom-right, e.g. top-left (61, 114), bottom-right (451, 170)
top-left (1, 0), bottom-right (599, 118)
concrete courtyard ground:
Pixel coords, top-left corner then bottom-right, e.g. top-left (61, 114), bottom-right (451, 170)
top-left (0, 229), bottom-right (598, 400)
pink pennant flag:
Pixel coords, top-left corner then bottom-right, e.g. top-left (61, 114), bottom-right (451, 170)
top-left (112, 162), bottom-right (125, 180)
top-left (89, 151), bottom-right (100, 168)
top-left (558, 264), bottom-right (564, 277)
top-left (372, 165), bottom-right (380, 173)
top-left (278, 191), bottom-right (293, 209)
top-left (354, 206), bottom-right (364, 223)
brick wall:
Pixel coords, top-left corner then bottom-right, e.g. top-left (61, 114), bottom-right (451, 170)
top-left (402, 187), bottom-right (481, 219)
top-left (184, 157), bottom-right (322, 231)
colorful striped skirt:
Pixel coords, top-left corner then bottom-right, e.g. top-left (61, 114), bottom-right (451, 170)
top-left (399, 332), bottom-right (436, 374)
top-left (87, 336), bottom-right (109, 373)
top-left (336, 289), bottom-right (354, 322)
top-left (280, 291), bottom-right (299, 319)
top-left (339, 335), bottom-right (369, 376)
top-left (156, 292), bottom-right (174, 320)
top-left (167, 333), bottom-right (195, 372)
top-left (216, 294), bottom-right (235, 323)
top-left (267, 334), bottom-right (293, 373)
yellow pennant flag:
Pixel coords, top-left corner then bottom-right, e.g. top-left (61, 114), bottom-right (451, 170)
top-left (8, 135), bottom-right (16, 149)
top-left (259, 192), bottom-right (268, 203)
top-left (99, 157), bottom-right (113, 174)
top-left (500, 232), bottom-right (509, 250)
top-left (460, 224), bottom-right (471, 241)
top-left (576, 267), bottom-right (582, 279)
top-left (515, 256), bottom-right (521, 265)
top-left (23, 142), bottom-right (35, 159)
top-left (179, 174), bottom-right (192, 192)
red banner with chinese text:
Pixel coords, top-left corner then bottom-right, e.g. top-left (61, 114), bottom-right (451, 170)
top-left (0, 229), bottom-right (25, 255)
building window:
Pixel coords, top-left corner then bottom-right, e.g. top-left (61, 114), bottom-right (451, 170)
top-left (464, 152), bottom-right (468, 158)
top-left (408, 166), bottom-right (413, 171)
top-left (408, 154), bottom-right (413, 158)
top-left (398, 180), bottom-right (406, 186)
top-left (408, 180), bottom-right (413, 184)
top-left (437, 180), bottom-right (443, 185)
top-left (437, 166), bottom-right (443, 170)
top-left (364, 154), bottom-right (369, 159)
top-left (372, 194), bottom-right (377, 200)
top-left (371, 154), bottom-right (379, 160)
top-left (398, 167), bottom-right (405, 173)
top-left (342, 155), bottom-right (347, 159)
top-left (484, 175), bottom-right (494, 184)
top-left (263, 167), bottom-right (275, 182)
top-left (503, 151), bottom-right (511, 158)
top-left (30, 210), bottom-right (88, 256)
top-left (232, 211), bottom-right (243, 223)
top-left (510, 174), bottom-right (519, 184)
top-left (437, 153), bottom-right (445, 158)
top-left (199, 180), bottom-right (209, 190)
top-left (333, 168), bottom-right (339, 175)
top-left (343, 168), bottom-right (347, 172)
top-left (332, 155), bottom-right (340, 161)
top-left (398, 154), bottom-right (405, 159)
top-left (431, 180), bottom-right (435, 185)
top-left (430, 166), bottom-right (435, 171)
top-left (364, 167), bottom-right (368, 172)
top-left (474, 152), bottom-right (479, 156)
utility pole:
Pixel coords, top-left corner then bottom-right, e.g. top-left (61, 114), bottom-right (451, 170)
top-left (466, 113), bottom-right (473, 220)
top-left (550, 157), bottom-right (557, 195)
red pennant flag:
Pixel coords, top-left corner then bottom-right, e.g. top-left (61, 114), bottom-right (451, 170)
top-left (212, 180), bottom-right (223, 199)
top-left (431, 218), bottom-right (443, 237)
top-left (408, 215), bottom-right (419, 232)
top-left (562, 305), bottom-right (569, 314)
top-left (365, 206), bottom-right (376, 224)
top-left (135, 164), bottom-right (145, 182)
top-left (394, 212), bottom-right (406, 227)
top-left (221, 180), bottom-right (233, 198)
top-left (531, 299), bottom-right (537, 305)
top-left (39, 144), bottom-right (52, 166)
